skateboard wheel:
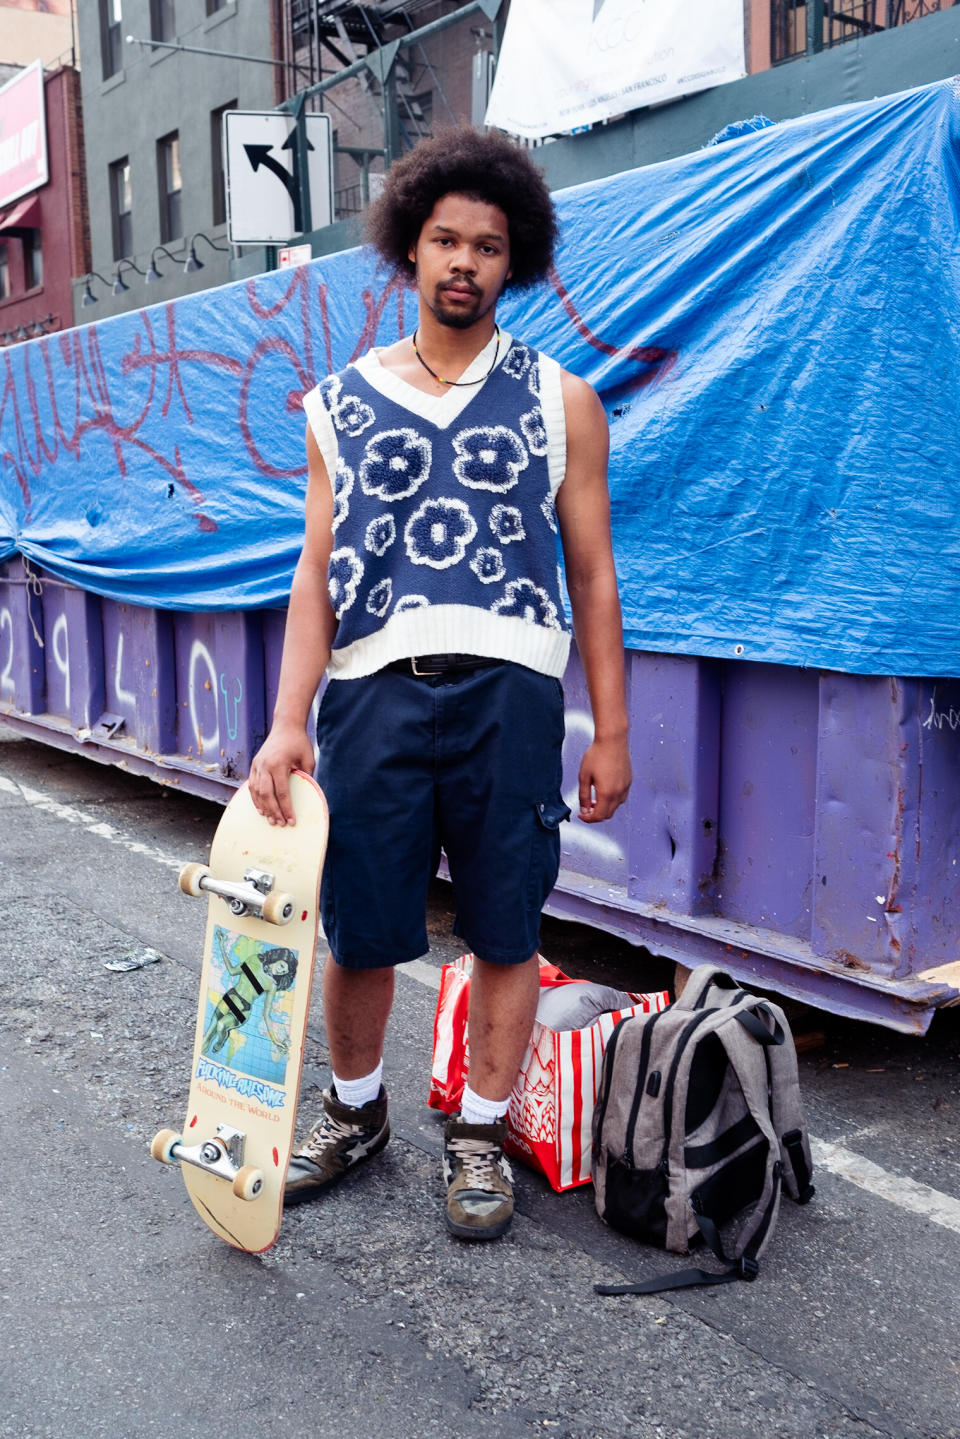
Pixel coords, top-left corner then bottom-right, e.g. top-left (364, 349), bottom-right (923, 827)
top-left (233, 1165), bottom-right (264, 1201)
top-left (178, 862), bottom-right (210, 898)
top-left (261, 891), bottom-right (294, 926)
top-left (150, 1128), bottom-right (181, 1165)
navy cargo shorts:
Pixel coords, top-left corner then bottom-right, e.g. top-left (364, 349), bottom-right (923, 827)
top-left (315, 661), bottom-right (571, 969)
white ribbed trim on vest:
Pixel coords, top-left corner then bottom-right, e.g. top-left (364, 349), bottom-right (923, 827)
top-left (302, 329), bottom-right (571, 681)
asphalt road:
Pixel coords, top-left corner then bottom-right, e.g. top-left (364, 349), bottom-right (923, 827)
top-left (1, 726), bottom-right (958, 1439)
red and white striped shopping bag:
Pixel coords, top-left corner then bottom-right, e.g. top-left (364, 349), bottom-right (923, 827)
top-left (428, 954), bottom-right (669, 1192)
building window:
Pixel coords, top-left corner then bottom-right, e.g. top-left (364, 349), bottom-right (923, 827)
top-left (100, 0), bottom-right (123, 80)
top-left (23, 230), bottom-right (42, 290)
top-left (157, 131), bottom-right (182, 243)
top-left (150, 0), bottom-right (176, 42)
top-left (0, 244), bottom-right (9, 301)
top-left (210, 101), bottom-right (236, 228)
top-left (109, 157), bottom-right (133, 260)
top-left (206, 0), bottom-right (229, 13)
top-left (771, 0), bottom-right (807, 62)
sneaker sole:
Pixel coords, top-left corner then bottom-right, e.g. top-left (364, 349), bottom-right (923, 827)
top-left (445, 1211), bottom-right (513, 1241)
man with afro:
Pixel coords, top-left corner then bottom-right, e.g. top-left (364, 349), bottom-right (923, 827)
top-left (250, 127), bottom-right (631, 1242)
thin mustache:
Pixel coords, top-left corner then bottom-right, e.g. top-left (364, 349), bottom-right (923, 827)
top-left (439, 279), bottom-right (480, 296)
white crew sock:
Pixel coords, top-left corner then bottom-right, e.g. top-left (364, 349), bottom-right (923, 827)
top-left (460, 1082), bottom-right (509, 1126)
top-left (332, 1060), bottom-right (383, 1109)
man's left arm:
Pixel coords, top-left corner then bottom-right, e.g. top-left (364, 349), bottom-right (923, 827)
top-left (555, 370), bottom-right (632, 824)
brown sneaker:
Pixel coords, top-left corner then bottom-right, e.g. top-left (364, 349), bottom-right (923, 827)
top-left (284, 1086), bottom-right (389, 1206)
top-left (442, 1113), bottom-right (514, 1240)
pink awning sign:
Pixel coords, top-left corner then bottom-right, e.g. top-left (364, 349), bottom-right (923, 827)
top-left (0, 61), bottom-right (48, 210)
top-left (0, 195), bottom-right (39, 232)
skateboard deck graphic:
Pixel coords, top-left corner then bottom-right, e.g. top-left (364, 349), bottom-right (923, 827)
top-left (151, 771), bottom-right (327, 1252)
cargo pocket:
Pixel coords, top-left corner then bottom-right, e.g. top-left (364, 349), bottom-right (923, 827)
top-left (536, 796), bottom-right (572, 830)
top-left (526, 795), bottom-right (572, 909)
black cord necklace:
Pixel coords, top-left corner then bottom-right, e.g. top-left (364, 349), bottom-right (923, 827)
top-left (411, 325), bottom-right (501, 387)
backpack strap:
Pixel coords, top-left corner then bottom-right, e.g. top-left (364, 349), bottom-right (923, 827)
top-left (735, 1003), bottom-right (785, 1046)
top-left (595, 1165), bottom-right (782, 1295)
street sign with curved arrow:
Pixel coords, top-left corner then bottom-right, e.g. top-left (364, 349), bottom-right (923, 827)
top-left (225, 110), bottom-right (332, 245)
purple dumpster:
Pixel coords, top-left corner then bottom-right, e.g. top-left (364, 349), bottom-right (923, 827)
top-left (1, 556), bottom-right (955, 1032)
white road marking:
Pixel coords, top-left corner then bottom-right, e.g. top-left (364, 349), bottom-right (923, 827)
top-left (4, 767), bottom-right (960, 1234)
top-left (811, 1138), bottom-right (960, 1236)
top-left (0, 773), bottom-right (183, 871)
top-left (400, 958), bottom-right (442, 991)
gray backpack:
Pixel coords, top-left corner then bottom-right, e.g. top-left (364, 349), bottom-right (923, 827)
top-left (592, 965), bottom-right (815, 1293)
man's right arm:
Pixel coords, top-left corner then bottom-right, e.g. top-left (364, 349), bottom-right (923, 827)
top-left (248, 423), bottom-right (337, 826)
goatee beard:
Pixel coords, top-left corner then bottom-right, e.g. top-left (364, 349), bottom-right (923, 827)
top-left (434, 307), bottom-right (483, 330)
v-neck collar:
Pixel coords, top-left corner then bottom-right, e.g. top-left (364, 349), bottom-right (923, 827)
top-left (353, 329), bottom-right (513, 430)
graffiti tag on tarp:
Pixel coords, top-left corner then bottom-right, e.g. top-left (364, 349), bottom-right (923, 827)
top-left (0, 313), bottom-right (223, 529)
top-left (0, 267), bottom-right (413, 534)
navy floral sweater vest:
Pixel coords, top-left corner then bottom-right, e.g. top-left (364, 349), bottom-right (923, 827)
top-left (303, 339), bottom-right (571, 680)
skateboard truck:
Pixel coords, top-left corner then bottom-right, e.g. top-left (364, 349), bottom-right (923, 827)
top-left (151, 1123), bottom-right (266, 1202)
top-left (178, 862), bottom-right (295, 925)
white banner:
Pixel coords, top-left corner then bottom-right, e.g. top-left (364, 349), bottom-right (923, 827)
top-left (485, 0), bottom-right (746, 140)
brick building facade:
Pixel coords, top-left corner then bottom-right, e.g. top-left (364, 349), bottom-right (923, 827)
top-left (0, 62), bottom-right (88, 346)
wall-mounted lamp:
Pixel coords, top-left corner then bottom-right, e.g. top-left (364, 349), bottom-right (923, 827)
top-left (183, 231), bottom-right (230, 273)
top-left (0, 314), bottom-right (55, 344)
top-left (81, 272), bottom-right (115, 306)
top-left (112, 258), bottom-right (148, 295)
top-left (145, 244), bottom-right (184, 283)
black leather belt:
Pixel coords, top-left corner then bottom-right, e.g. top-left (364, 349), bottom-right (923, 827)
top-left (384, 654), bottom-right (504, 677)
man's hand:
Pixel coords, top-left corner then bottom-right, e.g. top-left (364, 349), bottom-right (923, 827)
top-left (248, 721), bottom-right (316, 826)
top-left (578, 735), bottom-right (632, 824)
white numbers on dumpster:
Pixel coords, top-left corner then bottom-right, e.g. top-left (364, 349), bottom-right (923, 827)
top-left (188, 639), bottom-right (220, 755)
top-left (0, 608), bottom-right (13, 695)
top-left (51, 613), bottom-right (70, 713)
top-left (113, 631), bottom-right (137, 711)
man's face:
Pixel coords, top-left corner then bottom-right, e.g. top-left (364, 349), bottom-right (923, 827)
top-left (409, 193), bottom-right (512, 330)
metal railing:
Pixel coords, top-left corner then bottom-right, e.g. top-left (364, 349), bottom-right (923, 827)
top-left (771, 0), bottom-right (958, 63)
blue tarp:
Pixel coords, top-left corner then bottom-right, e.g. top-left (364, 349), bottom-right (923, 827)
top-left (2, 78), bottom-right (958, 674)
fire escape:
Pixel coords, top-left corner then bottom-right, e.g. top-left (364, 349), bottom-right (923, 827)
top-left (281, 2), bottom-right (500, 217)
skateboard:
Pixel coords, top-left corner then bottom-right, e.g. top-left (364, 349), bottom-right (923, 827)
top-left (150, 771), bottom-right (328, 1253)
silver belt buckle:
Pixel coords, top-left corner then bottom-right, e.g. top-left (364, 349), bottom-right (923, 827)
top-left (410, 655), bottom-right (442, 676)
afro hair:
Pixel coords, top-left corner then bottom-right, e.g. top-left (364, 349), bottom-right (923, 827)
top-left (365, 127), bottom-right (558, 290)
